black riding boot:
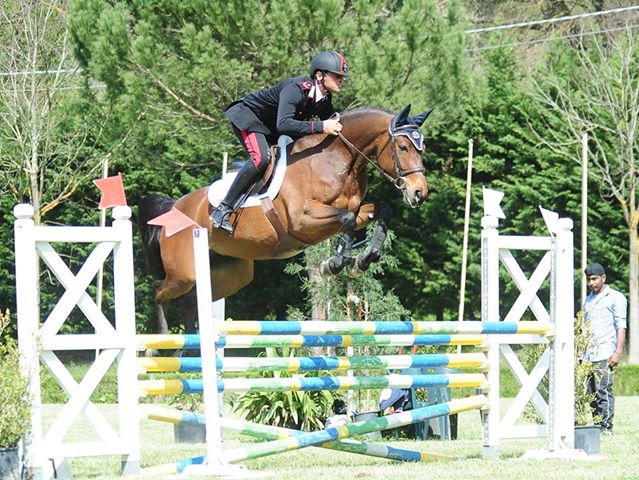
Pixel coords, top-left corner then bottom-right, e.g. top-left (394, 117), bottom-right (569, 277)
top-left (211, 161), bottom-right (262, 234)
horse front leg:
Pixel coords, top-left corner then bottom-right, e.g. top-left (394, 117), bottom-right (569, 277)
top-left (353, 202), bottom-right (394, 272)
top-left (296, 200), bottom-right (358, 275)
top-left (320, 230), bottom-right (356, 275)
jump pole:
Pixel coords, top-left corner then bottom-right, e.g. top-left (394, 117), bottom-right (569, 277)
top-left (138, 332), bottom-right (490, 349)
top-left (140, 405), bottom-right (453, 463)
top-left (142, 395), bottom-right (488, 474)
top-left (137, 352), bottom-right (489, 373)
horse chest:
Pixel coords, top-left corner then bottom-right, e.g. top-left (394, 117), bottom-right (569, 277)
top-left (339, 176), bottom-right (365, 208)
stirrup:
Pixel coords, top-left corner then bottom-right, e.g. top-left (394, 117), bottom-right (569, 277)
top-left (211, 205), bottom-right (234, 234)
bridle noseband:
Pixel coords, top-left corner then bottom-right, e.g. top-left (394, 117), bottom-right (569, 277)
top-left (338, 123), bottom-right (425, 190)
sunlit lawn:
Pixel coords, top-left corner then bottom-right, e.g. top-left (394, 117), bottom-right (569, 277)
top-left (44, 396), bottom-right (639, 480)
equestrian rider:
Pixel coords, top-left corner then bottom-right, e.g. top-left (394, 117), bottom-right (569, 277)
top-left (211, 50), bottom-right (350, 234)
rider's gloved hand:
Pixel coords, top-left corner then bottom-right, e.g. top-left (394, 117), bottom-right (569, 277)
top-left (323, 119), bottom-right (343, 136)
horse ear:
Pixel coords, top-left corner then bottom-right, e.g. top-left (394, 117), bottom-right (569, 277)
top-left (395, 104), bottom-right (411, 126)
top-left (410, 107), bottom-right (434, 127)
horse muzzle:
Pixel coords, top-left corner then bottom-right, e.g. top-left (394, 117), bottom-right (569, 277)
top-left (399, 177), bottom-right (428, 208)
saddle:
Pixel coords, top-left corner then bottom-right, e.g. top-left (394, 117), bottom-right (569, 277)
top-left (224, 144), bottom-right (280, 197)
top-left (253, 144), bottom-right (280, 194)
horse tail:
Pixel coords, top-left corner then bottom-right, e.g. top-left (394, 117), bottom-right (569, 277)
top-left (137, 194), bottom-right (175, 279)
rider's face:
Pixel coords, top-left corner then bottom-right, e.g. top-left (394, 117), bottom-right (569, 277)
top-left (321, 72), bottom-right (345, 94)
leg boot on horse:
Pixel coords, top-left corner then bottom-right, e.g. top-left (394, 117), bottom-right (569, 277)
top-left (320, 232), bottom-right (355, 275)
top-left (211, 160), bottom-right (262, 234)
top-left (319, 211), bottom-right (357, 275)
top-left (354, 203), bottom-right (394, 272)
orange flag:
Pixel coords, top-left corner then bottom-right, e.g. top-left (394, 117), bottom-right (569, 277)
top-left (93, 174), bottom-right (127, 209)
top-left (148, 207), bottom-right (200, 237)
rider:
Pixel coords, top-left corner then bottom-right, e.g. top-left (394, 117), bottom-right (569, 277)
top-left (211, 50), bottom-right (350, 234)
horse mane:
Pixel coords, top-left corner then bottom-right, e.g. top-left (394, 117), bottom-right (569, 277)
top-left (340, 107), bottom-right (392, 126)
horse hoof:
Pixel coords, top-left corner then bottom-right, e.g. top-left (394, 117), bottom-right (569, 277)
top-left (320, 258), bottom-right (337, 275)
top-left (320, 256), bottom-right (354, 275)
top-left (356, 257), bottom-right (370, 272)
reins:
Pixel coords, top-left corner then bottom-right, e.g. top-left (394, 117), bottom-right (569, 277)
top-left (337, 132), bottom-right (398, 186)
top-left (338, 126), bottom-right (425, 190)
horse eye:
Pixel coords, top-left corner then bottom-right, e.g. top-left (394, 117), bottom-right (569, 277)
top-left (399, 145), bottom-right (409, 152)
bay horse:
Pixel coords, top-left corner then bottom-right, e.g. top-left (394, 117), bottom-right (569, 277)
top-left (138, 105), bottom-right (431, 323)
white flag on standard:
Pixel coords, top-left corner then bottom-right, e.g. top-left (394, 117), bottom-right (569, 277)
top-left (482, 187), bottom-right (506, 219)
top-left (539, 206), bottom-right (560, 236)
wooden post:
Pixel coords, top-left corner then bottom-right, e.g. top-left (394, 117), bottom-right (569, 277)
top-left (580, 133), bottom-right (588, 306)
top-left (458, 139), bottom-right (474, 353)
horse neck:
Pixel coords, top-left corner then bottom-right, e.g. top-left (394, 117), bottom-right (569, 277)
top-left (342, 112), bottom-right (390, 154)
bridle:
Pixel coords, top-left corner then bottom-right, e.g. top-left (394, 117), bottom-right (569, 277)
top-left (337, 123), bottom-right (425, 190)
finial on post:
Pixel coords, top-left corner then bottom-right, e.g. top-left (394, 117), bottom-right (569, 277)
top-left (14, 203), bottom-right (35, 220)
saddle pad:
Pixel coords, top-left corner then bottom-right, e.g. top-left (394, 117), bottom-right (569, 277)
top-left (208, 135), bottom-right (293, 208)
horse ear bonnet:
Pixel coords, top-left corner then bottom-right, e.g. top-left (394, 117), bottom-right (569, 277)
top-left (390, 104), bottom-right (428, 151)
top-left (409, 108), bottom-right (434, 127)
top-left (395, 104), bottom-right (412, 127)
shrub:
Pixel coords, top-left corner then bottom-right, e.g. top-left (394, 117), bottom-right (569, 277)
top-left (573, 313), bottom-right (599, 426)
top-left (0, 310), bottom-right (31, 448)
top-left (230, 352), bottom-right (341, 431)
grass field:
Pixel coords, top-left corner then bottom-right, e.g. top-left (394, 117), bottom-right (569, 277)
top-left (45, 396), bottom-right (639, 480)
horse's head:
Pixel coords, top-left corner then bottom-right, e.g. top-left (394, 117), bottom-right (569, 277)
top-left (377, 105), bottom-right (432, 207)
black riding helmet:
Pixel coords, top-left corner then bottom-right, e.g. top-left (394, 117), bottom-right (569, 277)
top-left (310, 50), bottom-right (350, 77)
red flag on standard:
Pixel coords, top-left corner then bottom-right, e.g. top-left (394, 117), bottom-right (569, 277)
top-left (148, 208), bottom-right (200, 237)
top-left (93, 174), bottom-right (127, 209)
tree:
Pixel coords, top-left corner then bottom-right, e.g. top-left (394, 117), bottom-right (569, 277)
top-left (0, 0), bottom-right (114, 223)
top-left (531, 26), bottom-right (639, 362)
top-left (67, 0), bottom-right (475, 325)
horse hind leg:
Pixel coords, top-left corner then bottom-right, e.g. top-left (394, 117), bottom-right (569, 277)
top-left (152, 276), bottom-right (196, 338)
top-left (210, 256), bottom-right (255, 301)
top-left (145, 279), bottom-right (173, 357)
top-left (153, 280), bottom-right (170, 335)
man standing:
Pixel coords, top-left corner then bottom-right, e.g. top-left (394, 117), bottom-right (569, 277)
top-left (583, 262), bottom-right (627, 435)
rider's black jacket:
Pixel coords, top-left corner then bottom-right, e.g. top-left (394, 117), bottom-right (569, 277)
top-left (225, 76), bottom-right (335, 139)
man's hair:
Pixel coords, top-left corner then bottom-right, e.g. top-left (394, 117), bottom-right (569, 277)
top-left (585, 263), bottom-right (606, 276)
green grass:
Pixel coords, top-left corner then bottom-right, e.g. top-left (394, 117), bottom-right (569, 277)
top-left (43, 396), bottom-right (639, 480)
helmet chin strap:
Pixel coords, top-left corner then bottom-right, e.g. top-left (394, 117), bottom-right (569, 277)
top-left (316, 72), bottom-right (328, 95)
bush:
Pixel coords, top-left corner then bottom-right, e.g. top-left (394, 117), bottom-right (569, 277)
top-left (230, 352), bottom-right (341, 431)
top-left (0, 310), bottom-right (31, 448)
top-left (231, 382), bottom-right (338, 431)
top-left (573, 313), bottom-right (599, 426)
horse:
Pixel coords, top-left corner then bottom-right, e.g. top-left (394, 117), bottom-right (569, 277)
top-left (138, 104), bottom-right (431, 327)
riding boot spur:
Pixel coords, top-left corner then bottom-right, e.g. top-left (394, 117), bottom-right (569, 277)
top-left (211, 160), bottom-right (263, 234)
